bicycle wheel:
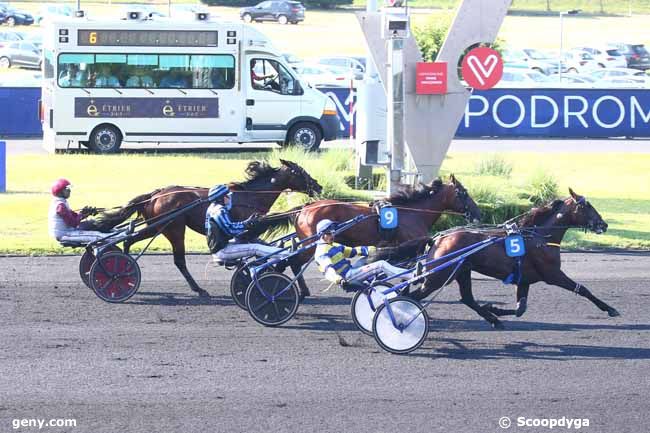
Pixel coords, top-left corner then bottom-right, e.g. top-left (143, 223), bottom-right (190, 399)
top-left (89, 252), bottom-right (141, 303)
top-left (230, 263), bottom-right (256, 310)
top-left (79, 246), bottom-right (121, 289)
top-left (245, 272), bottom-right (300, 327)
top-left (350, 284), bottom-right (396, 336)
top-left (372, 297), bottom-right (429, 354)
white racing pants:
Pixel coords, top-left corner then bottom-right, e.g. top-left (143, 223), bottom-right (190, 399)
top-left (214, 242), bottom-right (289, 262)
top-left (58, 230), bottom-right (122, 245)
top-left (345, 260), bottom-right (413, 283)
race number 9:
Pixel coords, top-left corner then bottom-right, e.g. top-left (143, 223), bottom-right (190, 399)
top-left (89, 32), bottom-right (97, 44)
top-left (379, 207), bottom-right (398, 230)
top-left (505, 235), bottom-right (526, 257)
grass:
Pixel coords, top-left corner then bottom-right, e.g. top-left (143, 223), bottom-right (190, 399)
top-left (1, 149), bottom-right (648, 254)
top-left (439, 152), bottom-right (650, 250)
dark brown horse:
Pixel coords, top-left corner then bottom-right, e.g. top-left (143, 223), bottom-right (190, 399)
top-left (92, 159), bottom-right (322, 297)
top-left (416, 188), bottom-right (619, 328)
top-left (293, 175), bottom-right (480, 246)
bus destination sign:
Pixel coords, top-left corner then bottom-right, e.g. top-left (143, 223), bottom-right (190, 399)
top-left (78, 30), bottom-right (218, 47)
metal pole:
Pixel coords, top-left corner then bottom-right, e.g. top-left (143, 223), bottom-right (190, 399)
top-left (168, 0), bottom-right (172, 17)
top-left (387, 37), bottom-right (405, 196)
top-left (559, 12), bottom-right (563, 81)
top-left (77, 0), bottom-right (81, 12)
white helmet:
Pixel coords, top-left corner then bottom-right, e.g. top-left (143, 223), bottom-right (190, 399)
top-left (316, 219), bottom-right (336, 234)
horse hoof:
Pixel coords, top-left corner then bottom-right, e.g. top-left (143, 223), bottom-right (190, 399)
top-left (608, 308), bottom-right (620, 317)
top-left (515, 297), bottom-right (527, 317)
top-left (492, 321), bottom-right (504, 330)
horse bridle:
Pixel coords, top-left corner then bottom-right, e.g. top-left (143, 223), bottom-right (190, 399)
top-left (455, 186), bottom-right (474, 222)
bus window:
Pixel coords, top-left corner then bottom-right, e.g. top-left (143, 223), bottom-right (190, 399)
top-left (93, 54), bottom-right (126, 87)
top-left (57, 53), bottom-right (93, 87)
top-left (126, 55), bottom-right (158, 88)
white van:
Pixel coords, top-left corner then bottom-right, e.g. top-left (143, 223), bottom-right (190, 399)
top-left (41, 13), bottom-right (339, 153)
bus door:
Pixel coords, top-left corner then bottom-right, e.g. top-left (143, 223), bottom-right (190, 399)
top-left (245, 57), bottom-right (302, 141)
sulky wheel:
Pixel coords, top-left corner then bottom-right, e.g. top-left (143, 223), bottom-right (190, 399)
top-left (79, 246), bottom-right (121, 289)
top-left (372, 296), bottom-right (429, 355)
top-left (230, 264), bottom-right (265, 310)
top-left (350, 284), bottom-right (397, 336)
top-left (245, 272), bottom-right (300, 327)
top-left (88, 252), bottom-right (141, 303)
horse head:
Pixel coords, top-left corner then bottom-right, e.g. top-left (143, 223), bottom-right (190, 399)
top-left (447, 174), bottom-right (481, 224)
top-left (562, 188), bottom-right (608, 234)
top-left (277, 159), bottom-right (323, 197)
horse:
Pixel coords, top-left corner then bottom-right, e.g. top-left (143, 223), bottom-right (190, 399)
top-left (416, 188), bottom-right (619, 329)
top-left (90, 159), bottom-right (322, 297)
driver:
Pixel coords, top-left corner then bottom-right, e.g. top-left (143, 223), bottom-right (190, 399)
top-left (251, 59), bottom-right (280, 91)
top-left (205, 184), bottom-right (289, 263)
top-left (314, 219), bottom-right (417, 288)
top-left (48, 178), bottom-right (107, 244)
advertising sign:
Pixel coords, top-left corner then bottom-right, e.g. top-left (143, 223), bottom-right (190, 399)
top-left (74, 98), bottom-right (219, 118)
top-left (461, 47), bottom-right (504, 90)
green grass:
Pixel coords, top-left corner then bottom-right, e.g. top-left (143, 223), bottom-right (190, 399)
top-left (440, 152), bottom-right (650, 250)
top-left (1, 150), bottom-right (648, 254)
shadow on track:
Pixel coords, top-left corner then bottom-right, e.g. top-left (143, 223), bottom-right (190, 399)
top-left (128, 291), bottom-right (234, 306)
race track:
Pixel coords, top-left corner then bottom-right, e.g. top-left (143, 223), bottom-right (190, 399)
top-left (1, 253), bottom-right (649, 433)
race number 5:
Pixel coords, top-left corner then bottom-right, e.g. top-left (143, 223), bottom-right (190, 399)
top-left (505, 235), bottom-right (526, 257)
top-left (379, 207), bottom-right (398, 230)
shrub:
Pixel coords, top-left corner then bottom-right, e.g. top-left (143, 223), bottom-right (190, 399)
top-left (522, 169), bottom-right (559, 205)
top-left (476, 155), bottom-right (513, 178)
top-left (413, 15), bottom-right (452, 62)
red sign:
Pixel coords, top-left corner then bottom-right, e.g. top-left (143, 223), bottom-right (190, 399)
top-left (415, 62), bottom-right (447, 95)
top-left (461, 47), bottom-right (504, 90)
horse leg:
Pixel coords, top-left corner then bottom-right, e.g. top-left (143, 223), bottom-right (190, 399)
top-left (483, 283), bottom-right (529, 317)
top-left (545, 270), bottom-right (619, 317)
top-left (162, 225), bottom-right (209, 298)
top-left (457, 268), bottom-right (504, 329)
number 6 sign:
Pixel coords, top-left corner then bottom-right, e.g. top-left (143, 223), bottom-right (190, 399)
top-left (379, 207), bottom-right (398, 230)
top-left (505, 235), bottom-right (526, 257)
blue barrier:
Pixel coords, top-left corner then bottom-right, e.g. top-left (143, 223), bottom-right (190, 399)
top-left (2, 87), bottom-right (649, 139)
top-left (0, 87), bottom-right (42, 137)
top-left (457, 88), bottom-right (650, 138)
top-left (0, 141), bottom-right (6, 192)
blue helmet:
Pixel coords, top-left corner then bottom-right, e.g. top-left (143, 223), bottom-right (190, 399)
top-left (316, 219), bottom-right (336, 234)
top-left (208, 184), bottom-right (229, 202)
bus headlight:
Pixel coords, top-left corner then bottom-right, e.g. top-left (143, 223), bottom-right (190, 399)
top-left (323, 98), bottom-right (337, 116)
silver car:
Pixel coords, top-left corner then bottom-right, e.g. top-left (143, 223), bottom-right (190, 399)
top-left (0, 40), bottom-right (41, 69)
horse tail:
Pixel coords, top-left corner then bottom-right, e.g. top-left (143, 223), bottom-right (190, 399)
top-left (260, 204), bottom-right (304, 240)
top-left (87, 188), bottom-right (164, 232)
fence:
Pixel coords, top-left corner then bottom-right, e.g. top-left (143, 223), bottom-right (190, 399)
top-left (1, 87), bottom-right (649, 139)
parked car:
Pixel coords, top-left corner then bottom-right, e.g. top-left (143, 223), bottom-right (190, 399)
top-left (0, 40), bottom-right (41, 69)
top-left (36, 4), bottom-right (73, 24)
top-left (315, 56), bottom-right (365, 77)
top-left (0, 29), bottom-right (21, 48)
top-left (589, 67), bottom-right (650, 84)
top-left (240, 1), bottom-right (305, 25)
top-left (0, 3), bottom-right (34, 26)
top-left (496, 68), bottom-right (555, 87)
top-left (170, 5), bottom-right (208, 20)
top-left (282, 52), bottom-right (303, 70)
top-left (294, 63), bottom-right (355, 87)
top-left (573, 46), bottom-right (627, 68)
top-left (504, 48), bottom-right (561, 75)
top-left (561, 50), bottom-right (600, 74)
top-left (547, 74), bottom-right (597, 87)
top-left (608, 43), bottom-right (650, 70)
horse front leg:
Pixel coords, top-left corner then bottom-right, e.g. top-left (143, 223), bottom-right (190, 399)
top-left (163, 224), bottom-right (209, 298)
top-left (544, 270), bottom-right (619, 317)
top-left (483, 283), bottom-right (529, 317)
top-left (457, 268), bottom-right (504, 329)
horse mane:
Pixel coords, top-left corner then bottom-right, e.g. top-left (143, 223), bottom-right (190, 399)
top-left (519, 199), bottom-right (565, 226)
top-left (232, 161), bottom-right (278, 190)
top-left (385, 179), bottom-right (444, 205)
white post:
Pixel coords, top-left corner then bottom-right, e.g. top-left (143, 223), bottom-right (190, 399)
top-left (387, 37), bottom-right (405, 195)
top-left (559, 12), bottom-right (564, 81)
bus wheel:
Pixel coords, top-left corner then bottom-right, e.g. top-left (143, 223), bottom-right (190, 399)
top-left (89, 125), bottom-right (122, 154)
top-left (287, 122), bottom-right (321, 152)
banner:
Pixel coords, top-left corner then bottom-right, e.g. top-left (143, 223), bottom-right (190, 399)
top-left (317, 87), bottom-right (356, 138)
top-left (457, 89), bottom-right (650, 138)
top-left (74, 97), bottom-right (219, 118)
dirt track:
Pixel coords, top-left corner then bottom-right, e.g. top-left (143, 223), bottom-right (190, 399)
top-left (1, 253), bottom-right (649, 433)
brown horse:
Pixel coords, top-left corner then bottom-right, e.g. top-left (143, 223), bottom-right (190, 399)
top-left (92, 159), bottom-right (322, 297)
top-left (417, 188), bottom-right (619, 328)
top-left (293, 175), bottom-right (480, 246)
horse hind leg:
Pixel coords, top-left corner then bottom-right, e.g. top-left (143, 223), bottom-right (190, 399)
top-left (163, 224), bottom-right (209, 298)
top-left (456, 268), bottom-right (504, 329)
top-left (545, 270), bottom-right (619, 317)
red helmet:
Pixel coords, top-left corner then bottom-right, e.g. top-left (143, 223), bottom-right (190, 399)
top-left (51, 178), bottom-right (71, 197)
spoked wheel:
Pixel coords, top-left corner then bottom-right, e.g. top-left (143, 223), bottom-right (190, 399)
top-left (79, 246), bottom-right (121, 289)
top-left (230, 264), bottom-right (266, 310)
top-left (245, 272), bottom-right (299, 327)
top-left (350, 284), bottom-right (397, 336)
top-left (89, 252), bottom-right (141, 303)
top-left (372, 297), bottom-right (429, 355)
